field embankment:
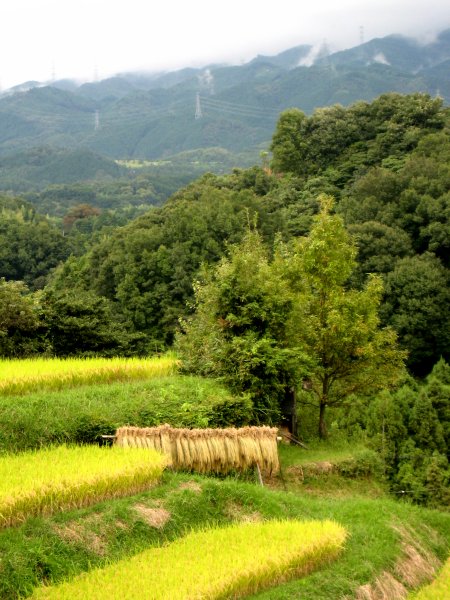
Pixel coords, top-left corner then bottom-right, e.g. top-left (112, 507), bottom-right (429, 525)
top-left (0, 373), bottom-right (248, 453)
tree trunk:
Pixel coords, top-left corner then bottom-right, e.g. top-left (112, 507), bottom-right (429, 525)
top-left (318, 375), bottom-right (330, 439)
top-left (318, 401), bottom-right (327, 439)
top-left (280, 386), bottom-right (298, 437)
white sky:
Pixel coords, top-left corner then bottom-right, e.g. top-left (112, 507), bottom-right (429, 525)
top-left (0, 0), bottom-right (449, 90)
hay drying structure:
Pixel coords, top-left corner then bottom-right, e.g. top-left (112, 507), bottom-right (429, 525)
top-left (115, 425), bottom-right (279, 474)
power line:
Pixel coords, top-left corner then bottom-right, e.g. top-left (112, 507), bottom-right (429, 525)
top-left (200, 95), bottom-right (279, 115)
top-left (195, 92), bottom-right (202, 120)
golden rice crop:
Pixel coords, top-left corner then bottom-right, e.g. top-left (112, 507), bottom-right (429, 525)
top-left (411, 558), bottom-right (450, 599)
top-left (0, 445), bottom-right (166, 528)
top-left (31, 519), bottom-right (347, 599)
top-left (115, 425), bottom-right (280, 474)
top-left (0, 355), bottom-right (178, 396)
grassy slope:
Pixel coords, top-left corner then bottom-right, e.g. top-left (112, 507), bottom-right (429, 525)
top-left (1, 472), bottom-right (448, 599)
top-left (0, 376), bottom-right (239, 453)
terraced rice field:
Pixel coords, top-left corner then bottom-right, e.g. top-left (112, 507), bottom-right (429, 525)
top-left (30, 519), bottom-right (347, 599)
top-left (0, 355), bottom-right (178, 395)
top-left (0, 445), bottom-right (166, 527)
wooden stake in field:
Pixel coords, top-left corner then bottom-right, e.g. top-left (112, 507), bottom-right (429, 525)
top-left (115, 425), bottom-right (279, 475)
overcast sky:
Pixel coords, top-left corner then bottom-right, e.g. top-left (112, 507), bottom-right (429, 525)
top-left (1, 0), bottom-right (449, 90)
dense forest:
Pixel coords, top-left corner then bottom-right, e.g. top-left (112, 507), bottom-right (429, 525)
top-left (1, 91), bottom-right (449, 505)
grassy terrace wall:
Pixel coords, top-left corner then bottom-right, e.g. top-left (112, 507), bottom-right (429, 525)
top-left (0, 474), bottom-right (448, 599)
top-left (0, 445), bottom-right (165, 528)
top-left (0, 375), bottom-right (249, 452)
top-left (30, 520), bottom-right (346, 599)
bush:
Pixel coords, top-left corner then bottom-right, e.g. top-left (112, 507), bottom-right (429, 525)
top-left (207, 395), bottom-right (254, 428)
top-left (337, 449), bottom-right (384, 479)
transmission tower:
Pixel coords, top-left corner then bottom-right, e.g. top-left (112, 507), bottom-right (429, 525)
top-left (195, 92), bottom-right (203, 120)
top-left (94, 109), bottom-right (100, 131)
top-left (359, 26), bottom-right (365, 45)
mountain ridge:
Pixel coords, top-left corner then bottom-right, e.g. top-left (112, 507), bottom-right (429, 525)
top-left (0, 29), bottom-right (448, 175)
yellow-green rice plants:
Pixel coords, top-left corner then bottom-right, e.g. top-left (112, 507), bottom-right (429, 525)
top-left (410, 558), bottom-right (450, 599)
top-left (31, 519), bottom-right (347, 599)
top-left (0, 356), bottom-right (178, 396)
top-left (115, 425), bottom-right (279, 474)
top-left (0, 445), bottom-right (166, 528)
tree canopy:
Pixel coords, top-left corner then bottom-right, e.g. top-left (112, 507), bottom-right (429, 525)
top-left (178, 195), bottom-right (406, 437)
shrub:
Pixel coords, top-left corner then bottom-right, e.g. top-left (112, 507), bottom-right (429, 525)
top-left (337, 449), bottom-right (384, 478)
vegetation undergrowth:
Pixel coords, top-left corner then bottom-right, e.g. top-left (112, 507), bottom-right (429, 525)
top-left (30, 519), bottom-right (346, 599)
top-left (0, 356), bottom-right (178, 396)
top-left (0, 376), bottom-right (249, 452)
top-left (0, 472), bottom-right (448, 599)
top-left (275, 442), bottom-right (388, 499)
top-left (0, 445), bottom-right (165, 529)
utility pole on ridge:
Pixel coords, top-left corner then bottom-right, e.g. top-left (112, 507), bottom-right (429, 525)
top-left (195, 93), bottom-right (203, 120)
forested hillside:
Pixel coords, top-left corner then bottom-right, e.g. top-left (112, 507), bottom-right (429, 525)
top-left (25, 93), bottom-right (442, 373)
top-left (0, 29), bottom-right (448, 176)
top-left (0, 90), bottom-right (449, 515)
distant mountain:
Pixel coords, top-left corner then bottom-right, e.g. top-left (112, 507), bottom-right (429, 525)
top-left (0, 29), bottom-right (448, 170)
top-left (319, 29), bottom-right (450, 72)
top-left (0, 147), bottom-right (122, 191)
top-left (250, 45), bottom-right (312, 69)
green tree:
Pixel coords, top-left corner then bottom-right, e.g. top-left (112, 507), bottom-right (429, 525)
top-left (179, 195), bottom-right (405, 437)
top-left (0, 279), bottom-right (46, 357)
top-left (177, 229), bottom-right (306, 424)
top-left (42, 290), bottom-right (140, 357)
top-left (0, 196), bottom-right (70, 289)
top-left (285, 196), bottom-right (406, 437)
top-left (380, 253), bottom-right (450, 374)
top-left (270, 108), bottom-right (308, 176)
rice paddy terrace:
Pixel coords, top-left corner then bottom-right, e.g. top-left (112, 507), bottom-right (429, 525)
top-left (0, 357), bottom-right (448, 599)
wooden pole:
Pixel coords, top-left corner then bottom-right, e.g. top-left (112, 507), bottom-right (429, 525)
top-left (256, 463), bottom-right (264, 487)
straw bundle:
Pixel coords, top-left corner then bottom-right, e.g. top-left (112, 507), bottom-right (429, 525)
top-left (115, 425), bottom-right (279, 474)
top-left (115, 426), bottom-right (174, 467)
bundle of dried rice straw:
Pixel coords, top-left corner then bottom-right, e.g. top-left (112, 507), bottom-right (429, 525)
top-left (115, 425), bottom-right (279, 474)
